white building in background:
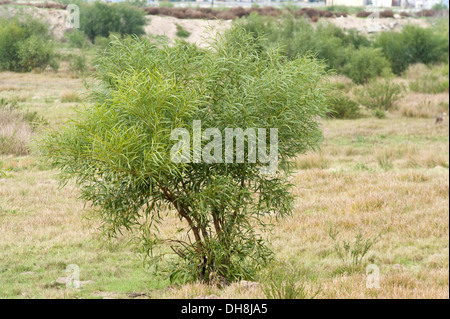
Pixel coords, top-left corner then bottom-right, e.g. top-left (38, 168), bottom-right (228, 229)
top-left (326, 0), bottom-right (367, 5)
top-left (409, 0), bottom-right (445, 8)
top-left (326, 0), bottom-right (446, 6)
top-left (371, 0), bottom-right (395, 6)
top-left (325, 0), bottom-right (395, 6)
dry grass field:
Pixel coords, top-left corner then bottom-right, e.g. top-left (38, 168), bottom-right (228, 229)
top-left (0, 67), bottom-right (448, 298)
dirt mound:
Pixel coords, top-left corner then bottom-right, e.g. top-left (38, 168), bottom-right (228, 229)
top-left (0, 5), bottom-right (69, 39)
top-left (356, 11), bottom-right (372, 18)
top-left (380, 10), bottom-right (394, 18)
top-left (144, 15), bottom-right (230, 48)
top-left (144, 6), bottom-right (343, 21)
top-left (417, 9), bottom-right (449, 17)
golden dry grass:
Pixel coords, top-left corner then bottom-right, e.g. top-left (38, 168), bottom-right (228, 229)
top-left (0, 71), bottom-right (448, 299)
top-left (403, 63), bottom-right (449, 94)
top-left (398, 93), bottom-right (448, 118)
top-left (0, 109), bottom-right (33, 155)
top-left (0, 72), bottom-right (86, 126)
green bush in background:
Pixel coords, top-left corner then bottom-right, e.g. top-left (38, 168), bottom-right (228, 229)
top-left (65, 29), bottom-right (89, 48)
top-left (327, 94), bottom-right (361, 119)
top-left (342, 47), bottom-right (390, 84)
top-left (356, 78), bottom-right (404, 111)
top-left (241, 13), bottom-right (449, 85)
top-left (69, 54), bottom-right (88, 76)
top-left (80, 1), bottom-right (146, 41)
top-left (375, 25), bottom-right (449, 75)
top-left (241, 14), bottom-right (371, 73)
top-left (0, 17), bottom-right (57, 72)
top-left (432, 1), bottom-right (449, 10)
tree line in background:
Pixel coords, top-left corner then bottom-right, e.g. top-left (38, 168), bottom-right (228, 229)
top-left (1, 1), bottom-right (447, 80)
top-left (241, 13), bottom-right (448, 83)
top-left (239, 13), bottom-right (448, 118)
top-left (1, 2), bottom-right (448, 120)
top-left (0, 1), bottom-right (146, 72)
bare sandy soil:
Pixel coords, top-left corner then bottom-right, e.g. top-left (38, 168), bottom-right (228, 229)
top-left (144, 15), bottom-right (430, 45)
top-left (144, 15), bottom-right (231, 47)
top-left (0, 6), bottom-right (69, 38)
top-left (331, 15), bottom-right (429, 32)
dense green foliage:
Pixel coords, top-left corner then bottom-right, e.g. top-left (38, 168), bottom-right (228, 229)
top-left (327, 94), bottom-right (361, 119)
top-left (342, 47), bottom-right (390, 84)
top-left (375, 25), bottom-right (449, 75)
top-left (432, 1), bottom-right (449, 10)
top-left (65, 29), bottom-right (89, 48)
top-left (356, 78), bottom-right (404, 111)
top-left (69, 54), bottom-right (88, 75)
top-left (0, 17), bottom-right (56, 72)
top-left (241, 13), bottom-right (369, 73)
top-left (241, 13), bottom-right (449, 83)
top-left (39, 27), bottom-right (330, 283)
top-left (80, 1), bottom-right (146, 41)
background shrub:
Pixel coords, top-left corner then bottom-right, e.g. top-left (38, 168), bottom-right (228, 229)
top-left (342, 47), bottom-right (390, 84)
top-left (17, 35), bottom-right (56, 71)
top-left (405, 63), bottom-right (449, 94)
top-left (356, 78), bottom-right (404, 111)
top-left (260, 259), bottom-right (320, 299)
top-left (69, 55), bottom-right (88, 76)
top-left (65, 29), bottom-right (88, 48)
top-left (0, 98), bottom-right (45, 155)
top-left (327, 94), bottom-right (361, 119)
top-left (80, 2), bottom-right (146, 41)
top-left (379, 10), bottom-right (394, 18)
top-left (431, 1), bottom-right (449, 11)
top-left (356, 11), bottom-right (372, 18)
top-left (240, 13), bottom-right (370, 74)
top-left (375, 25), bottom-right (449, 75)
top-left (328, 226), bottom-right (379, 274)
top-left (373, 108), bottom-right (386, 119)
top-left (0, 17), bottom-right (56, 72)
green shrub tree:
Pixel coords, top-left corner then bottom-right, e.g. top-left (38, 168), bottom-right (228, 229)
top-left (356, 78), bottom-right (404, 111)
top-left (0, 17), bottom-right (56, 72)
top-left (241, 13), bottom-right (374, 77)
top-left (375, 25), bottom-right (449, 75)
top-left (326, 94), bottom-right (361, 119)
top-left (80, 2), bottom-right (146, 41)
top-left (65, 29), bottom-right (88, 48)
top-left (39, 27), bottom-right (329, 283)
top-left (342, 47), bottom-right (390, 84)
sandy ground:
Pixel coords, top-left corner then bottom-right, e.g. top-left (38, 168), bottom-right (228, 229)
top-left (144, 15), bottom-right (232, 47)
top-left (331, 15), bottom-right (429, 33)
top-left (144, 15), bottom-right (430, 45)
top-left (0, 6), bottom-right (69, 39)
